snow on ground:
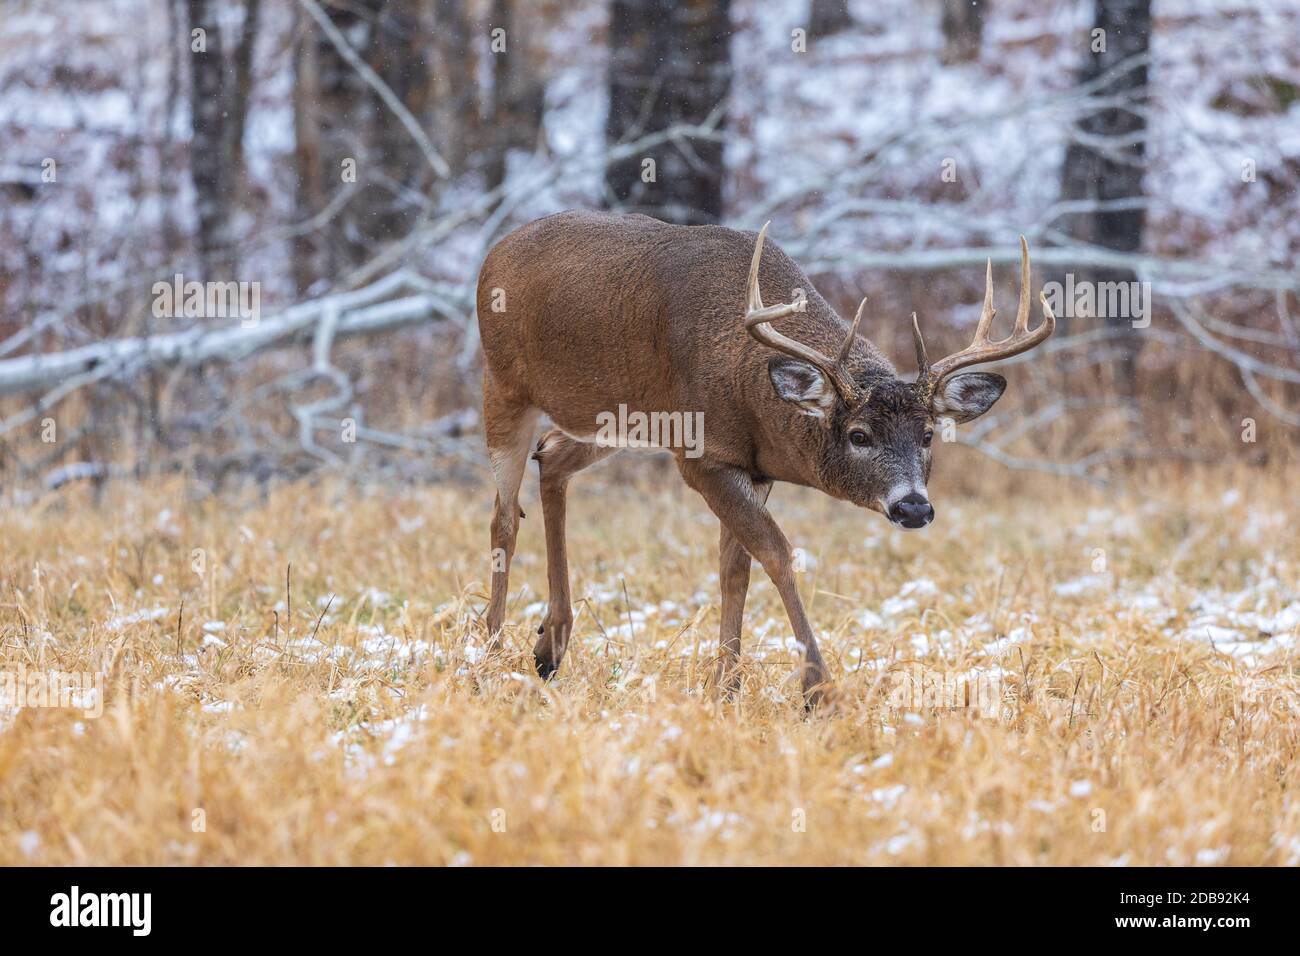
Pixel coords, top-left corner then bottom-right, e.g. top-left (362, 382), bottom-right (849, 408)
top-left (39, 502), bottom-right (1286, 768)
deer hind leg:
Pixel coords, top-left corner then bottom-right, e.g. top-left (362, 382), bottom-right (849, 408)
top-left (532, 428), bottom-right (618, 679)
top-left (484, 383), bottom-right (540, 645)
top-left (717, 480), bottom-right (772, 697)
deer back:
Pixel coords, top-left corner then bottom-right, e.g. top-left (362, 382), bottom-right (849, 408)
top-left (476, 210), bottom-right (892, 474)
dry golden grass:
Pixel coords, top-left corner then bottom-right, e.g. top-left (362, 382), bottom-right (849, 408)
top-left (1, 455), bottom-right (1297, 865)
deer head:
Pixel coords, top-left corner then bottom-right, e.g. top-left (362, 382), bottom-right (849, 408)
top-left (747, 225), bottom-right (1056, 528)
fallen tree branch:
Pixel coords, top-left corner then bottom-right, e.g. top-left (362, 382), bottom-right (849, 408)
top-left (0, 271), bottom-right (465, 399)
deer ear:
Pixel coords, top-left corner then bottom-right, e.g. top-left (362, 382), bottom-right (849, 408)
top-left (768, 357), bottom-right (837, 419)
top-left (932, 372), bottom-right (1005, 423)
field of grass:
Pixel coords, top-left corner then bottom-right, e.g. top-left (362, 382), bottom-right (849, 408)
top-left (0, 457), bottom-right (1297, 865)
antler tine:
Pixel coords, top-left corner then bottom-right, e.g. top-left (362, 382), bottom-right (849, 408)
top-left (974, 258), bottom-right (996, 343)
top-left (1014, 235), bottom-right (1031, 333)
top-left (743, 223), bottom-right (858, 401)
top-left (924, 238), bottom-right (1055, 385)
top-left (837, 297), bottom-right (866, 366)
top-left (744, 221), bottom-right (805, 328)
top-left (746, 222), bottom-right (768, 313)
top-left (1038, 289), bottom-right (1057, 339)
top-left (911, 312), bottom-right (929, 378)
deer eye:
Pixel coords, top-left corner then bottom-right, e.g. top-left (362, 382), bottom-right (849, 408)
top-left (922, 428), bottom-right (934, 448)
top-left (849, 429), bottom-right (871, 447)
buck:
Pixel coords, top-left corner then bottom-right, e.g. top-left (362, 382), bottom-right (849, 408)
top-left (476, 211), bottom-right (1055, 708)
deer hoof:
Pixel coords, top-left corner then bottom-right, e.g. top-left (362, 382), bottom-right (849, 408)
top-left (803, 682), bottom-right (838, 716)
top-left (534, 653), bottom-right (558, 681)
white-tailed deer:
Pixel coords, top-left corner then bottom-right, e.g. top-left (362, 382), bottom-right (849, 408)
top-left (477, 211), bottom-right (1055, 708)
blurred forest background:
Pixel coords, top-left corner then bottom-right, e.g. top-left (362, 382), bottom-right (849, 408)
top-left (0, 0), bottom-right (1297, 497)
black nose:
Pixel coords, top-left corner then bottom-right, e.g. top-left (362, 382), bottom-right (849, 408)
top-left (889, 493), bottom-right (934, 529)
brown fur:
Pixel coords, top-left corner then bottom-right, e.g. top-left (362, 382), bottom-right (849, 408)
top-left (476, 211), bottom-right (1025, 708)
top-left (479, 211), bottom-right (898, 482)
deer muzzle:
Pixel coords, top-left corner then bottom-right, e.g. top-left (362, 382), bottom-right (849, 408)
top-left (886, 490), bottom-right (934, 529)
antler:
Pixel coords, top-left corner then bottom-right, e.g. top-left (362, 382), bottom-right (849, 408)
top-left (915, 236), bottom-right (1056, 391)
top-left (744, 222), bottom-right (863, 402)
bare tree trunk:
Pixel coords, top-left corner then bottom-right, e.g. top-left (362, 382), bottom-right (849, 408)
top-left (294, 0), bottom-right (435, 277)
top-left (292, 4), bottom-right (327, 295)
top-left (432, 0), bottom-right (479, 172)
top-left (366, 0), bottom-right (434, 240)
top-left (185, 0), bottom-right (261, 278)
top-left (808, 0), bottom-right (853, 37)
top-left (298, 0), bottom-right (368, 277)
top-left (604, 0), bottom-right (732, 225)
top-left (1056, 0), bottom-right (1151, 385)
top-left (160, 0), bottom-right (186, 258)
top-left (484, 0), bottom-right (545, 192)
top-left (940, 0), bottom-right (986, 64)
top-left (228, 0), bottom-right (262, 175)
top-left (185, 0), bottom-right (232, 277)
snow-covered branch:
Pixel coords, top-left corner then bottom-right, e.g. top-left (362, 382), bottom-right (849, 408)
top-left (0, 270), bottom-right (464, 400)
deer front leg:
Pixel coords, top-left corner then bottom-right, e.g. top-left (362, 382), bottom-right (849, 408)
top-left (533, 430), bottom-right (617, 679)
top-left (717, 480), bottom-right (771, 697)
top-left (679, 460), bottom-right (832, 710)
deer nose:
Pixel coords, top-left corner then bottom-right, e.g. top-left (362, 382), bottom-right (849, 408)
top-left (888, 493), bottom-right (934, 529)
